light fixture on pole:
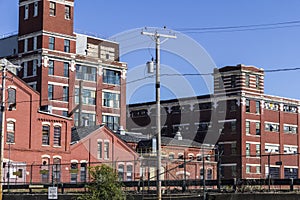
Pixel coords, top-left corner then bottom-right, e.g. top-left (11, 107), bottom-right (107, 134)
top-left (142, 29), bottom-right (176, 200)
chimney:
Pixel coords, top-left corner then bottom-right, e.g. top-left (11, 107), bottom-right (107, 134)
top-left (174, 131), bottom-right (182, 140)
top-left (118, 126), bottom-right (126, 135)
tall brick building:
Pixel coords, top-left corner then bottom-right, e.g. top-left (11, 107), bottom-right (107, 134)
top-left (128, 64), bottom-right (300, 180)
top-left (0, 0), bottom-right (127, 130)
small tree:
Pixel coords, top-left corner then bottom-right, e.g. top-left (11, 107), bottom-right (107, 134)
top-left (78, 165), bottom-right (125, 200)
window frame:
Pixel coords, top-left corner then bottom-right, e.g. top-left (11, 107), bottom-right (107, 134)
top-left (24, 4), bottom-right (29, 19)
top-left (49, 37), bottom-right (55, 50)
top-left (42, 125), bottom-right (50, 145)
top-left (48, 84), bottom-right (54, 100)
top-left (6, 121), bottom-right (15, 143)
top-left (65, 5), bottom-right (71, 19)
top-left (53, 126), bottom-right (61, 146)
top-left (49, 2), bottom-right (56, 16)
top-left (34, 1), bottom-right (38, 17)
top-left (64, 39), bottom-right (70, 53)
top-left (48, 60), bottom-right (54, 75)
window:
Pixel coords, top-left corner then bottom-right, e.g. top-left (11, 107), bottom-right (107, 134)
top-left (42, 125), bottom-right (50, 145)
top-left (97, 141), bottom-right (102, 159)
top-left (103, 92), bottom-right (120, 108)
top-left (103, 69), bottom-right (121, 85)
top-left (127, 165), bottom-right (133, 181)
top-left (265, 144), bottom-right (279, 153)
top-left (246, 121), bottom-right (250, 135)
top-left (218, 76), bottom-right (224, 89)
top-left (169, 153), bottom-right (175, 160)
top-left (283, 125), bottom-right (297, 134)
top-left (48, 60), bottom-right (54, 75)
top-left (7, 88), bottom-right (16, 110)
top-left (256, 144), bottom-right (260, 157)
top-left (118, 164), bottom-right (124, 181)
top-left (33, 59), bottom-right (37, 76)
top-left (264, 102), bottom-right (279, 111)
top-left (256, 166), bottom-right (261, 174)
top-left (62, 111), bottom-right (68, 117)
top-left (76, 65), bottom-right (96, 81)
top-left (53, 126), bottom-right (61, 146)
top-left (74, 112), bottom-right (96, 127)
top-left (231, 166), bottom-right (237, 177)
top-left (34, 2), bottom-right (38, 17)
top-left (231, 143), bottom-right (237, 155)
top-left (246, 143), bottom-right (250, 157)
top-left (75, 88), bottom-right (96, 105)
top-left (283, 105), bottom-right (297, 113)
top-left (231, 75), bottom-right (236, 88)
top-left (65, 5), bottom-right (71, 19)
top-left (230, 100), bottom-right (236, 112)
top-left (70, 162), bottom-right (78, 183)
top-left (48, 84), bottom-right (53, 100)
top-left (24, 39), bottom-right (28, 52)
top-left (231, 121), bottom-right (236, 133)
top-left (53, 158), bottom-right (61, 183)
top-left (246, 165), bottom-right (250, 174)
top-left (24, 4), bottom-right (29, 19)
top-left (256, 101), bottom-right (260, 114)
top-left (63, 86), bottom-right (69, 102)
top-left (80, 163), bottom-right (87, 182)
top-left (41, 158), bottom-right (50, 183)
top-left (255, 75), bottom-right (259, 88)
top-left (102, 115), bottom-right (120, 131)
top-left (50, 2), bottom-right (56, 16)
top-left (284, 146), bottom-right (297, 154)
top-left (64, 39), bottom-right (70, 53)
top-left (256, 122), bottom-right (261, 135)
top-left (284, 168), bottom-right (298, 179)
top-left (23, 62), bottom-right (28, 77)
top-left (178, 154), bottom-right (184, 160)
top-left (7, 121), bottom-right (15, 143)
top-left (33, 36), bottom-right (37, 50)
top-left (265, 122), bottom-right (279, 132)
top-left (245, 99), bottom-right (250, 112)
top-left (49, 37), bottom-right (55, 50)
top-left (104, 141), bottom-right (109, 159)
top-left (245, 73), bottom-right (250, 87)
top-left (64, 62), bottom-right (69, 77)
top-left (207, 169), bottom-right (213, 180)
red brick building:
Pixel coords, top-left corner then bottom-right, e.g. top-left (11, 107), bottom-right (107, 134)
top-left (1, 70), bottom-right (72, 184)
top-left (70, 125), bottom-right (140, 182)
top-left (127, 64), bottom-right (300, 180)
top-left (0, 0), bottom-right (127, 130)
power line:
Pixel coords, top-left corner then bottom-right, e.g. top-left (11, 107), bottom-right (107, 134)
top-left (175, 20), bottom-right (300, 33)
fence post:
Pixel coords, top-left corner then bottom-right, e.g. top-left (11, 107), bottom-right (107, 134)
top-left (290, 178), bottom-right (294, 192)
top-left (61, 183), bottom-right (64, 194)
top-left (233, 178), bottom-right (237, 192)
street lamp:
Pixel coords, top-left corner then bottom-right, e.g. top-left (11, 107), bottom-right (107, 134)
top-left (142, 30), bottom-right (176, 200)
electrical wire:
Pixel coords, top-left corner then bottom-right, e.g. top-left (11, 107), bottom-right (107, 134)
top-left (3, 65), bottom-right (300, 105)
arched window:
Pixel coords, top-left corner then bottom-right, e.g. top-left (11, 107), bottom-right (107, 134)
top-left (53, 126), bottom-right (61, 146)
top-left (53, 158), bottom-right (61, 183)
top-left (126, 165), bottom-right (133, 181)
top-left (6, 121), bottom-right (15, 143)
top-left (42, 125), bottom-right (50, 145)
top-left (118, 164), bottom-right (124, 181)
top-left (7, 88), bottom-right (16, 110)
top-left (41, 157), bottom-right (50, 183)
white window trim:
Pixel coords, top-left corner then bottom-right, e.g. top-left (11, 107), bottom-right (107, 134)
top-left (42, 122), bottom-right (51, 126)
top-left (6, 118), bottom-right (16, 122)
top-left (53, 155), bottom-right (62, 159)
top-left (70, 160), bottom-right (78, 163)
top-left (53, 123), bottom-right (62, 127)
top-left (41, 154), bottom-right (50, 158)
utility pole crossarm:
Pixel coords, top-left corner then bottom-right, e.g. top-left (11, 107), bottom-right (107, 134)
top-left (141, 31), bottom-right (177, 39)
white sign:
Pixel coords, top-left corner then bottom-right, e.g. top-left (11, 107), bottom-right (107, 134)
top-left (48, 187), bottom-right (58, 199)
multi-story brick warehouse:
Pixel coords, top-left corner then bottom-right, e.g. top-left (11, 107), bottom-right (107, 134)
top-left (0, 0), bottom-right (127, 130)
top-left (127, 64), bottom-right (300, 180)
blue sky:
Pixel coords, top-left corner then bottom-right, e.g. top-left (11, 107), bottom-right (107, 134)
top-left (1, 1), bottom-right (300, 103)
